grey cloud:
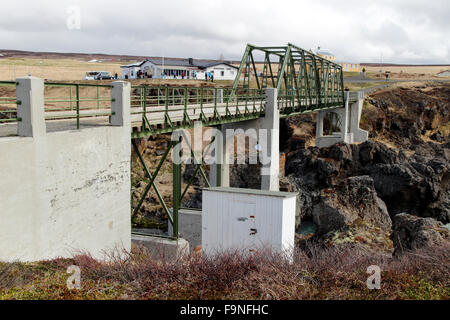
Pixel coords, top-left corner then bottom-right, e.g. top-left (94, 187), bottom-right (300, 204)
top-left (0, 0), bottom-right (448, 64)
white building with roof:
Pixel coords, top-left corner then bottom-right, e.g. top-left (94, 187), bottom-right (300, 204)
top-left (437, 70), bottom-right (450, 77)
top-left (120, 58), bottom-right (238, 80)
top-left (316, 49), bottom-right (336, 62)
top-left (316, 48), bottom-right (360, 73)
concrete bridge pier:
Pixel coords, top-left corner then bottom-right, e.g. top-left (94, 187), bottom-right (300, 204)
top-left (0, 77), bottom-right (132, 262)
top-left (209, 88), bottom-right (280, 191)
top-left (315, 91), bottom-right (368, 148)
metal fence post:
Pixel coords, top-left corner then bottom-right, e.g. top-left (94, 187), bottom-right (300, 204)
top-left (75, 84), bottom-right (80, 129)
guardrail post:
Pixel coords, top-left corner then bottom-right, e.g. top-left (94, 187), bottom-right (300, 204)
top-left (216, 89), bottom-right (223, 104)
top-left (260, 88), bottom-right (279, 191)
top-left (16, 76), bottom-right (46, 137)
top-left (110, 81), bottom-right (131, 127)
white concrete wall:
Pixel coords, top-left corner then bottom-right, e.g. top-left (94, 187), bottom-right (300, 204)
top-left (0, 78), bottom-right (131, 262)
top-left (121, 66), bottom-right (140, 79)
top-left (0, 128), bottom-right (131, 262)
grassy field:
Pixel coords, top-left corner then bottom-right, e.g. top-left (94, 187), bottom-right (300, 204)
top-left (363, 65), bottom-right (449, 75)
top-left (363, 65), bottom-right (449, 80)
top-left (0, 58), bottom-right (125, 81)
top-left (344, 82), bottom-right (390, 91)
top-left (1, 56), bottom-right (448, 82)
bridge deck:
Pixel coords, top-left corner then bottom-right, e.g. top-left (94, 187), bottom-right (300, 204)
top-left (0, 95), bottom-right (353, 138)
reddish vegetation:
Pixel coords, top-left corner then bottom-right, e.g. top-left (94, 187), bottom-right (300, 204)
top-left (1, 243), bottom-right (448, 300)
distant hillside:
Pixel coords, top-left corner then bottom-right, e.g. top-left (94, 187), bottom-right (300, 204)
top-left (361, 63), bottom-right (450, 67)
top-left (0, 49), bottom-right (240, 64)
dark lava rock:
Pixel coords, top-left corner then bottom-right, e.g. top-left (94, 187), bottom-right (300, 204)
top-left (430, 131), bottom-right (444, 142)
top-left (312, 176), bottom-right (391, 235)
top-left (285, 141), bottom-right (450, 224)
top-left (391, 213), bottom-right (449, 255)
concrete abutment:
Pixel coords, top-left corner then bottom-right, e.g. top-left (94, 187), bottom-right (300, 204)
top-left (0, 77), bottom-right (132, 262)
top-left (315, 91), bottom-right (368, 148)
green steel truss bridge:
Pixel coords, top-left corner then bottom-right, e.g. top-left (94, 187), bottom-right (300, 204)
top-left (0, 43), bottom-right (347, 138)
top-left (0, 43), bottom-right (354, 238)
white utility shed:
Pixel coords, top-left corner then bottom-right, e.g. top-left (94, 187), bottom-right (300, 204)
top-left (202, 188), bottom-right (297, 259)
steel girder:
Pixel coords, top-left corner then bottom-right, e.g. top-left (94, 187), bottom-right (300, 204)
top-left (231, 43), bottom-right (345, 114)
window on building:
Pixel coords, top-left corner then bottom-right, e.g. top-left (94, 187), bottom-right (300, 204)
top-left (221, 71), bottom-right (225, 76)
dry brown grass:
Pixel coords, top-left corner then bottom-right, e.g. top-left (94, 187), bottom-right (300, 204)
top-left (364, 65), bottom-right (449, 76)
top-left (0, 58), bottom-right (124, 81)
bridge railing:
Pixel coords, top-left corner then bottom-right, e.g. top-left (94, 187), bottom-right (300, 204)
top-left (43, 82), bottom-right (115, 129)
top-left (277, 87), bottom-right (345, 115)
top-left (0, 81), bottom-right (19, 124)
top-left (0, 81), bottom-right (116, 130)
top-left (130, 85), bottom-right (266, 135)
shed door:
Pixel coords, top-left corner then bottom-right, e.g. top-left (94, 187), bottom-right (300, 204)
top-left (230, 201), bottom-right (256, 250)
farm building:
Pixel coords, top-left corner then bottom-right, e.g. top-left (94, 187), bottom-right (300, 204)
top-left (338, 62), bottom-right (360, 72)
top-left (316, 48), bottom-right (360, 73)
top-left (437, 70), bottom-right (450, 77)
top-left (316, 48), bottom-right (336, 62)
top-left (121, 58), bottom-right (238, 80)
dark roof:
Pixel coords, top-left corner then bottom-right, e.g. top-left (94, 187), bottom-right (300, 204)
top-left (120, 61), bottom-right (147, 68)
top-left (202, 62), bottom-right (238, 69)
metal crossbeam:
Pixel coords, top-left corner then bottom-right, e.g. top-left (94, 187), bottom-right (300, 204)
top-left (230, 43), bottom-right (345, 115)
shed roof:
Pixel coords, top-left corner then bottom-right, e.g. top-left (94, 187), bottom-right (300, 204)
top-left (203, 187), bottom-right (298, 198)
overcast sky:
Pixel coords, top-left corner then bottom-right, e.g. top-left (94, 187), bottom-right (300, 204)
top-left (0, 0), bottom-right (449, 64)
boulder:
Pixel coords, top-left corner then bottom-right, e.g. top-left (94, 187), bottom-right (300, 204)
top-left (391, 213), bottom-right (449, 254)
top-left (312, 176), bottom-right (392, 235)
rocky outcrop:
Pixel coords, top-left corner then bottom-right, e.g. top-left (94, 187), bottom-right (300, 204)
top-left (285, 141), bottom-right (450, 225)
top-left (312, 176), bottom-right (391, 235)
top-left (391, 213), bottom-right (449, 255)
top-left (363, 84), bottom-right (450, 150)
top-left (304, 176), bottom-right (393, 252)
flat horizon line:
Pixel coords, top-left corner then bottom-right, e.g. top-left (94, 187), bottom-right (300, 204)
top-left (0, 49), bottom-right (448, 66)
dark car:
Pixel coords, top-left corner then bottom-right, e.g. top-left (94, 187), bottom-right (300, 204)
top-left (95, 71), bottom-right (113, 80)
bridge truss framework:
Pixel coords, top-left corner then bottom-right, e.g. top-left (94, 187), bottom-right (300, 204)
top-left (0, 43), bottom-right (350, 241)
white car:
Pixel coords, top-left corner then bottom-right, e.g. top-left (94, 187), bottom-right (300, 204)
top-left (84, 71), bottom-right (101, 80)
top-left (84, 71), bottom-right (113, 80)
